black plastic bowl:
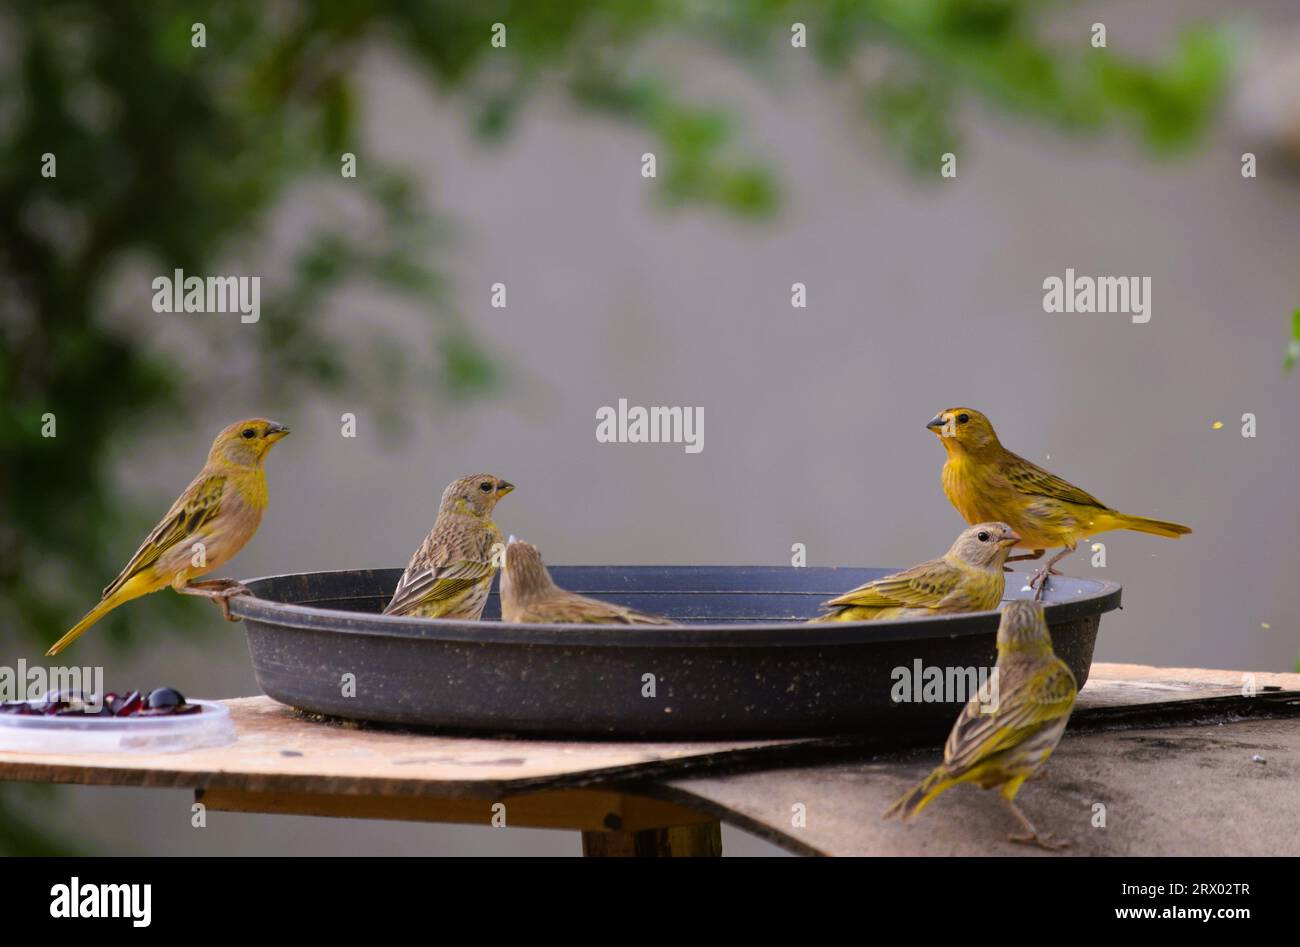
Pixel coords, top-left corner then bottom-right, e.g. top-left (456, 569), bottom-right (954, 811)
top-left (232, 567), bottom-right (1120, 740)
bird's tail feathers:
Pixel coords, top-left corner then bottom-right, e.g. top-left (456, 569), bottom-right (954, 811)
top-left (46, 574), bottom-right (153, 656)
top-left (884, 767), bottom-right (954, 822)
top-left (46, 597), bottom-right (119, 656)
top-left (1112, 513), bottom-right (1192, 539)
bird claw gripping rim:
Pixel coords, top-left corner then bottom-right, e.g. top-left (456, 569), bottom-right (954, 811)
top-left (179, 578), bottom-right (253, 623)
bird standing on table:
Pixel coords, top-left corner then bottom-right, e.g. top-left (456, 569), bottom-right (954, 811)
top-left (814, 522), bottom-right (1019, 622)
top-left (884, 600), bottom-right (1078, 850)
top-left (383, 474), bottom-right (514, 620)
top-left (500, 539), bottom-right (674, 625)
top-left (45, 418), bottom-right (290, 656)
top-left (926, 407), bottom-right (1191, 599)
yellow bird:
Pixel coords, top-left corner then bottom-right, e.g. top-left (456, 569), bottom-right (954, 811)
top-left (814, 523), bottom-right (1019, 622)
top-left (46, 418), bottom-right (290, 656)
top-left (884, 600), bottom-right (1078, 850)
top-left (500, 539), bottom-right (674, 625)
top-left (383, 474), bottom-right (513, 620)
top-left (927, 407), bottom-right (1191, 598)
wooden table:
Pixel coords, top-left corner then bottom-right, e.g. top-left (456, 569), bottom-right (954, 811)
top-left (2, 664), bottom-right (1297, 856)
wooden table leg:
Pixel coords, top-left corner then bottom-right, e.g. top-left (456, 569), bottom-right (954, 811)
top-left (581, 822), bottom-right (722, 857)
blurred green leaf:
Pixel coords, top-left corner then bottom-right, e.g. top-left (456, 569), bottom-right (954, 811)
top-left (1286, 309), bottom-right (1300, 374)
top-left (0, 785), bottom-right (82, 856)
top-left (439, 334), bottom-right (500, 397)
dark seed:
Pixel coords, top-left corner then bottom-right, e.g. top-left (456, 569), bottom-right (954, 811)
top-left (146, 687), bottom-right (185, 710)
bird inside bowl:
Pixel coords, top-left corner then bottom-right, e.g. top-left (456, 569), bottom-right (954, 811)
top-left (813, 522), bottom-right (1020, 622)
top-left (382, 474), bottom-right (514, 620)
top-left (500, 538), bottom-right (674, 626)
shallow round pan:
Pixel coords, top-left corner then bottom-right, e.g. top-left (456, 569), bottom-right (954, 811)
top-left (232, 567), bottom-right (1120, 741)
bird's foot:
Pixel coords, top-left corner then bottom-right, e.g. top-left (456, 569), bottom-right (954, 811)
top-left (1005, 550), bottom-right (1046, 564)
top-left (184, 577), bottom-right (246, 592)
top-left (215, 586), bottom-right (248, 622)
top-left (1008, 831), bottom-right (1070, 851)
top-left (1028, 566), bottom-right (1062, 601)
top-left (178, 579), bottom-right (251, 622)
top-left (1027, 566), bottom-right (1062, 587)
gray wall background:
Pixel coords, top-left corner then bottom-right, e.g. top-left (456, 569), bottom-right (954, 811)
top-left (19, 1), bottom-right (1299, 855)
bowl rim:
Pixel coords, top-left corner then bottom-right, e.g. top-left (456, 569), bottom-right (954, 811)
top-left (230, 567), bottom-right (1122, 649)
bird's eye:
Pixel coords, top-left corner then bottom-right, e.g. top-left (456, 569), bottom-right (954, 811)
top-left (957, 413), bottom-right (970, 424)
top-left (977, 531), bottom-right (990, 542)
top-left (479, 482), bottom-right (493, 492)
top-left (241, 428), bottom-right (256, 439)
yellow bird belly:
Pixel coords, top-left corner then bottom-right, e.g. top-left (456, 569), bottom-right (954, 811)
top-left (156, 486), bottom-right (266, 586)
top-left (942, 456), bottom-right (1084, 550)
top-left (819, 605), bottom-right (908, 622)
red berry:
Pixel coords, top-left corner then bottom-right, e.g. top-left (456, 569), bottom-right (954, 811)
top-left (114, 691), bottom-right (144, 716)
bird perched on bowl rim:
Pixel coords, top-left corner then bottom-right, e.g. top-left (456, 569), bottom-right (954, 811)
top-left (500, 538), bottom-right (675, 625)
top-left (926, 407), bottom-right (1191, 599)
top-left (45, 418), bottom-right (290, 656)
top-left (383, 474), bottom-right (514, 620)
top-left (813, 522), bottom-right (1019, 622)
top-left (884, 599), bottom-right (1078, 850)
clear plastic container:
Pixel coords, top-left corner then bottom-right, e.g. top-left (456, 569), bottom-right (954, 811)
top-left (0, 699), bottom-right (235, 754)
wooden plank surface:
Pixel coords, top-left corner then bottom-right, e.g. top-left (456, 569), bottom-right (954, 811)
top-left (0, 697), bottom-right (789, 797)
top-left (657, 714), bottom-right (1300, 856)
top-left (1077, 662), bottom-right (1299, 708)
top-left (0, 664), bottom-right (1295, 802)
top-left (648, 664), bottom-right (1300, 856)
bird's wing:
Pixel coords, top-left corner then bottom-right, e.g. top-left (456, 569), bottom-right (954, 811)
top-left (594, 599), bottom-right (676, 625)
top-left (101, 473), bottom-right (228, 599)
top-left (823, 558), bottom-right (960, 610)
top-left (1000, 451), bottom-right (1108, 509)
top-left (523, 594), bottom-right (675, 625)
top-left (384, 556), bottom-right (494, 616)
top-left (942, 659), bottom-right (1077, 776)
top-left (614, 606), bottom-right (676, 626)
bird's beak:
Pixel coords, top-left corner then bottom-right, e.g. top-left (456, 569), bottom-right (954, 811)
top-left (1001, 531), bottom-right (1022, 547)
top-left (265, 421), bottom-right (290, 442)
top-left (926, 414), bottom-right (946, 433)
top-left (497, 481), bottom-right (515, 495)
